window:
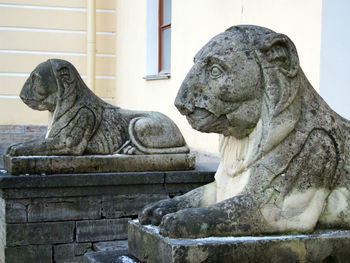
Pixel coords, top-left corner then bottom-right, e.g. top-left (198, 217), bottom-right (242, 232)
top-left (158, 0), bottom-right (171, 73)
top-left (145, 0), bottom-right (171, 80)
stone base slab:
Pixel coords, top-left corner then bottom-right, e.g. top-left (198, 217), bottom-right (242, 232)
top-left (3, 153), bottom-right (195, 175)
top-left (128, 220), bottom-right (350, 263)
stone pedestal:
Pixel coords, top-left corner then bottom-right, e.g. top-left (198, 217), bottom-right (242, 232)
top-left (128, 220), bottom-right (350, 263)
top-left (0, 163), bottom-right (216, 263)
top-left (3, 153), bottom-right (195, 175)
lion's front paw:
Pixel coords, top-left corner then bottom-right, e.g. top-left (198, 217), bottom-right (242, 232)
top-left (159, 208), bottom-right (212, 238)
top-left (139, 198), bottom-right (181, 226)
top-left (6, 144), bottom-right (26, 156)
top-left (158, 212), bottom-right (186, 238)
top-left (121, 145), bottom-right (142, 155)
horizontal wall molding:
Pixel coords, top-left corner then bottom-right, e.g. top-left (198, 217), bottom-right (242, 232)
top-left (0, 26), bottom-right (115, 35)
top-left (0, 72), bottom-right (29, 77)
top-left (1, 0), bottom-right (115, 9)
top-left (0, 3), bottom-right (115, 13)
top-left (0, 95), bottom-right (115, 100)
top-left (95, 76), bottom-right (116, 80)
top-left (0, 72), bottom-right (115, 79)
top-left (0, 50), bottom-right (115, 57)
top-left (0, 95), bottom-right (19, 99)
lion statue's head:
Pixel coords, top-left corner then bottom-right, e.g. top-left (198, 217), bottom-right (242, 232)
top-left (21, 59), bottom-right (97, 112)
top-left (20, 60), bottom-right (58, 112)
top-left (175, 25), bottom-right (302, 161)
top-left (20, 59), bottom-right (104, 138)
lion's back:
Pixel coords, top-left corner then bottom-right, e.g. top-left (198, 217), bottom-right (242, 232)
top-left (85, 107), bottom-right (129, 154)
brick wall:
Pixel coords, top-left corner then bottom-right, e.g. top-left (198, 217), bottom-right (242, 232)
top-left (4, 194), bottom-right (164, 263)
top-left (0, 198), bottom-right (5, 263)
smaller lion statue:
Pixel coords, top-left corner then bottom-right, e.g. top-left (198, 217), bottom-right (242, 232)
top-left (7, 59), bottom-right (189, 156)
top-left (140, 25), bottom-right (350, 238)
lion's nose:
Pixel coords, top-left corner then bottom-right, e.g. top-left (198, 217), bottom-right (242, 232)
top-left (20, 81), bottom-right (30, 101)
top-left (175, 67), bottom-right (200, 115)
top-left (174, 97), bottom-right (195, 116)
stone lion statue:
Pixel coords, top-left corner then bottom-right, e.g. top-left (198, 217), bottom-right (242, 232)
top-left (7, 59), bottom-right (189, 156)
top-left (140, 25), bottom-right (350, 238)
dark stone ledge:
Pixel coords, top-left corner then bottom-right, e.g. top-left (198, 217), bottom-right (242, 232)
top-left (0, 163), bottom-right (218, 190)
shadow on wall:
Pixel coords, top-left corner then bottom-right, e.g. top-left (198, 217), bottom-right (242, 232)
top-left (0, 125), bottom-right (47, 168)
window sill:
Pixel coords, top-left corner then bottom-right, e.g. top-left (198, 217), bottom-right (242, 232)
top-left (143, 73), bottom-right (171, 81)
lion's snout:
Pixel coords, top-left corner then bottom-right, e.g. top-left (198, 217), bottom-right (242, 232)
top-left (175, 87), bottom-right (195, 116)
top-left (175, 97), bottom-right (195, 116)
top-left (20, 78), bottom-right (31, 102)
top-left (175, 71), bottom-right (200, 116)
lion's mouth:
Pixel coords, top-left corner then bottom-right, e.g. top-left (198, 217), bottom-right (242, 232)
top-left (22, 98), bottom-right (41, 108)
top-left (21, 98), bottom-right (48, 111)
top-left (186, 108), bottom-right (229, 134)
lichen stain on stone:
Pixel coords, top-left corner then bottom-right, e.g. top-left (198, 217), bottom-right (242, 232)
top-left (186, 247), bottom-right (209, 262)
top-left (268, 241), bottom-right (306, 263)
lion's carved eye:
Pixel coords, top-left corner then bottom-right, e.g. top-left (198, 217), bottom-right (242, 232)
top-left (210, 64), bottom-right (224, 79)
top-left (30, 73), bottom-right (47, 96)
top-left (31, 72), bottom-right (41, 82)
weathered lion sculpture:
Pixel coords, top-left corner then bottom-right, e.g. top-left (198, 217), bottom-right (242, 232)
top-left (140, 25), bottom-right (350, 238)
top-left (7, 59), bottom-right (189, 156)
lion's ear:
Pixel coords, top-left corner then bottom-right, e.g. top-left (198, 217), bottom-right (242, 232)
top-left (57, 66), bottom-right (76, 99)
top-left (259, 34), bottom-right (299, 77)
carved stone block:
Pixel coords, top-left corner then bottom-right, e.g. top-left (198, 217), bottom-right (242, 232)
top-left (76, 218), bottom-right (129, 243)
top-left (7, 221), bottom-right (75, 246)
top-left (54, 242), bottom-right (92, 263)
top-left (5, 245), bottom-right (52, 263)
top-left (3, 153), bottom-right (195, 175)
top-left (27, 198), bottom-right (100, 222)
top-left (129, 220), bottom-right (350, 263)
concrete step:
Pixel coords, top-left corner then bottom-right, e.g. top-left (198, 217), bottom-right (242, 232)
top-left (84, 240), bottom-right (139, 263)
top-left (85, 251), bottom-right (138, 263)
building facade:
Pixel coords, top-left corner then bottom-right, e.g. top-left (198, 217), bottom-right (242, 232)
top-left (1, 0), bottom-right (348, 154)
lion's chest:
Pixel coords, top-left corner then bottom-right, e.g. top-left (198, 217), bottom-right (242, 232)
top-left (46, 111), bottom-right (54, 138)
top-left (215, 165), bottom-right (251, 202)
top-left (215, 133), bottom-right (258, 202)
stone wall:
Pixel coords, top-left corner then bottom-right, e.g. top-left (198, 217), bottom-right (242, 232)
top-left (0, 198), bottom-right (5, 263)
top-left (0, 125), bottom-right (47, 168)
top-left (0, 164), bottom-right (216, 263)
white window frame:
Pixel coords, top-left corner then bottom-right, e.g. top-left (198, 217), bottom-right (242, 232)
top-left (144, 0), bottom-right (171, 80)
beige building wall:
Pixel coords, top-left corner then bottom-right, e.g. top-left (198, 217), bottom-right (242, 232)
top-left (116, 0), bottom-right (322, 153)
top-left (0, 0), bottom-right (116, 124)
top-left (0, 1), bottom-right (322, 154)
